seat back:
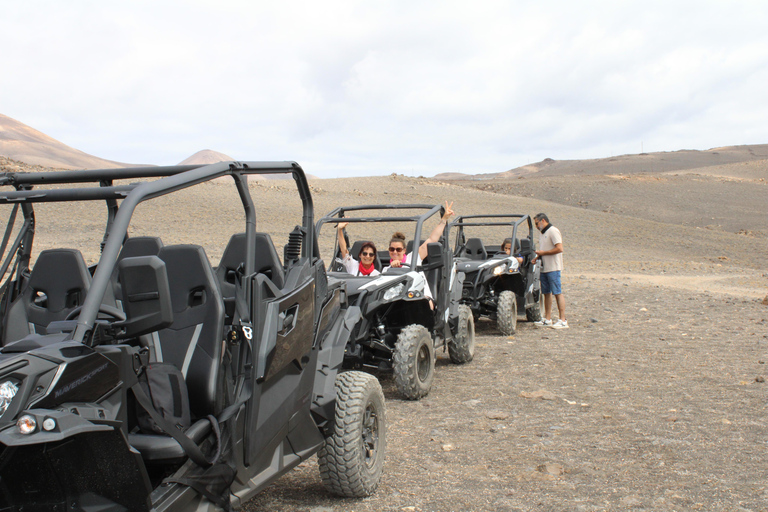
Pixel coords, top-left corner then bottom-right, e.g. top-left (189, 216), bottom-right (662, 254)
top-left (217, 233), bottom-right (285, 293)
top-left (464, 238), bottom-right (487, 260)
top-left (155, 245), bottom-right (225, 417)
top-left (3, 249), bottom-right (91, 342)
top-left (405, 239), bottom-right (425, 255)
top-left (348, 241), bottom-right (382, 272)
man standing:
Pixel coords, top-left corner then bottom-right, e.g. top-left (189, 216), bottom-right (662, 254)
top-left (532, 213), bottom-right (567, 329)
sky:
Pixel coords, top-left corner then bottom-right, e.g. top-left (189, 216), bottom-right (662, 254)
top-left (2, 1), bottom-right (768, 178)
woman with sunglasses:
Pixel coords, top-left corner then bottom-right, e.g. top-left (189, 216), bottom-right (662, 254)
top-left (336, 222), bottom-right (380, 276)
top-left (387, 201), bottom-right (455, 270)
top-left (384, 201), bottom-right (455, 306)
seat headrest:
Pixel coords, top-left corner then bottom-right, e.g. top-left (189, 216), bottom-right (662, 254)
top-left (29, 249), bottom-right (91, 312)
top-left (118, 237), bottom-right (164, 260)
top-left (158, 245), bottom-right (216, 315)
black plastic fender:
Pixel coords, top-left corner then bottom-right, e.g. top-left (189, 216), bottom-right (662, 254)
top-left (310, 305), bottom-right (361, 430)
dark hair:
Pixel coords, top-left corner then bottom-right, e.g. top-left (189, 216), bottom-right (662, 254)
top-left (389, 232), bottom-right (406, 246)
top-left (534, 213), bottom-right (549, 223)
top-left (502, 238), bottom-right (512, 248)
top-left (358, 241), bottom-right (377, 258)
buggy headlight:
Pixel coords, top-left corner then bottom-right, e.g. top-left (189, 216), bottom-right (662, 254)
top-left (383, 283), bottom-right (405, 302)
top-left (17, 414), bottom-right (36, 435)
top-left (492, 263), bottom-right (508, 276)
top-left (0, 380), bottom-right (19, 418)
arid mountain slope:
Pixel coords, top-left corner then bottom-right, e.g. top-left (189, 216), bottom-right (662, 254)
top-left (436, 144), bottom-right (768, 180)
top-left (0, 113), bottom-right (132, 169)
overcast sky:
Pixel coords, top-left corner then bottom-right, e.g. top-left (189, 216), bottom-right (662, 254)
top-left (2, 1), bottom-right (767, 178)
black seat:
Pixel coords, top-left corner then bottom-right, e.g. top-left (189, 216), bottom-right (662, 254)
top-left (348, 241), bottom-right (382, 273)
top-left (463, 238), bottom-right (487, 260)
top-left (405, 239), bottom-right (425, 255)
top-left (129, 244), bottom-right (226, 463)
top-left (216, 233), bottom-right (284, 320)
top-left (217, 233), bottom-right (284, 291)
top-left (3, 249), bottom-right (91, 343)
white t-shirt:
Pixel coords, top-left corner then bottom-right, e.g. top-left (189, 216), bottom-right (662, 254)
top-left (341, 253), bottom-right (380, 276)
top-left (539, 225), bottom-right (563, 273)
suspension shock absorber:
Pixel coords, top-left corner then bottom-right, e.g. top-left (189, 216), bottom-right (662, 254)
top-left (284, 225), bottom-right (304, 264)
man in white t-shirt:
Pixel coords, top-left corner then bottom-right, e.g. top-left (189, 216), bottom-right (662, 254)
top-left (531, 213), bottom-right (567, 329)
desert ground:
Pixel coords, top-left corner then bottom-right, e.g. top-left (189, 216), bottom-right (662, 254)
top-left (1, 155), bottom-right (766, 511)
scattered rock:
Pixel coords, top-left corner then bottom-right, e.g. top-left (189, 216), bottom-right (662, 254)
top-left (755, 376), bottom-right (765, 383)
top-left (441, 444), bottom-right (455, 452)
top-left (536, 463), bottom-right (565, 476)
top-left (590, 318), bottom-right (599, 323)
top-left (485, 410), bottom-right (510, 420)
top-left (520, 389), bottom-right (557, 400)
top-left (762, 295), bottom-right (768, 306)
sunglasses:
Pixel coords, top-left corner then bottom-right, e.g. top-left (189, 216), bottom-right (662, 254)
top-left (360, 251), bottom-right (375, 257)
top-left (388, 247), bottom-right (404, 253)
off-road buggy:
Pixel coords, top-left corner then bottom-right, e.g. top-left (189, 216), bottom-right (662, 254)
top-left (316, 204), bottom-right (475, 400)
top-left (0, 162), bottom-right (385, 511)
top-left (448, 214), bottom-right (542, 335)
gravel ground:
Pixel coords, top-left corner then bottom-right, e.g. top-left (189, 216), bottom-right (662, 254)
top-left (1, 159), bottom-right (766, 511)
top-left (244, 272), bottom-right (768, 512)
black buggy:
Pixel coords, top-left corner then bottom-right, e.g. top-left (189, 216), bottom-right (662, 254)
top-left (316, 204), bottom-right (475, 400)
top-left (448, 214), bottom-right (542, 335)
top-left (0, 162), bottom-right (385, 511)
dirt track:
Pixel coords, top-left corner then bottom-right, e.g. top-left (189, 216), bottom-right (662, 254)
top-left (1, 159), bottom-right (766, 511)
top-left (245, 272), bottom-right (767, 511)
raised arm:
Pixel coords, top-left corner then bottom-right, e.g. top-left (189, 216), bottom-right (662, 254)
top-left (418, 201), bottom-right (454, 260)
top-left (337, 222), bottom-right (350, 259)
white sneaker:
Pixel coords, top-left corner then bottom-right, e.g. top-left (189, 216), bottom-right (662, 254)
top-left (551, 319), bottom-right (569, 329)
top-left (534, 318), bottom-right (553, 327)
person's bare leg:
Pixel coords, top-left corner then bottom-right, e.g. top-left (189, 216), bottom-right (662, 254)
top-left (554, 293), bottom-right (566, 321)
top-left (544, 293), bottom-right (553, 320)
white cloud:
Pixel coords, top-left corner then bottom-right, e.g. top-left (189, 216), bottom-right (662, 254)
top-left (1, 0), bottom-right (767, 176)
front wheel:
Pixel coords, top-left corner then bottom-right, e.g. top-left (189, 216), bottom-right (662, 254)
top-left (392, 324), bottom-right (435, 400)
top-left (318, 371), bottom-right (386, 497)
top-left (497, 291), bottom-right (517, 335)
top-left (449, 305), bottom-right (475, 364)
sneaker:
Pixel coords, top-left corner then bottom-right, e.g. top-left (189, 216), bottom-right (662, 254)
top-left (534, 318), bottom-right (553, 327)
top-left (551, 319), bottom-right (569, 329)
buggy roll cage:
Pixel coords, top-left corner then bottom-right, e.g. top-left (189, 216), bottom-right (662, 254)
top-left (315, 204), bottom-right (446, 265)
top-left (447, 214), bottom-right (534, 256)
top-left (0, 161), bottom-right (315, 343)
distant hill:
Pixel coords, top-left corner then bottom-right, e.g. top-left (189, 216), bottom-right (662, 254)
top-left (0, 113), bottom-right (135, 169)
top-left (178, 149), bottom-right (235, 166)
top-left (435, 145), bottom-right (768, 181)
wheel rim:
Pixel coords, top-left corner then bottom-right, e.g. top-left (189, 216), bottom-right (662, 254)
top-left (362, 403), bottom-right (379, 468)
top-left (417, 343), bottom-right (431, 381)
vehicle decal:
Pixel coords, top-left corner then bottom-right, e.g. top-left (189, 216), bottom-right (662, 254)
top-left (359, 275), bottom-right (402, 290)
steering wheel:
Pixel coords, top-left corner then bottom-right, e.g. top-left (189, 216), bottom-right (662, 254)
top-left (65, 304), bottom-right (127, 322)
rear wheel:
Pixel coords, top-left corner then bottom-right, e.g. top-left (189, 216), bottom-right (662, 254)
top-left (318, 371), bottom-right (386, 497)
top-left (449, 305), bottom-right (475, 364)
top-left (526, 301), bottom-right (542, 322)
top-left (393, 324), bottom-right (435, 400)
top-left (497, 291), bottom-right (517, 335)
